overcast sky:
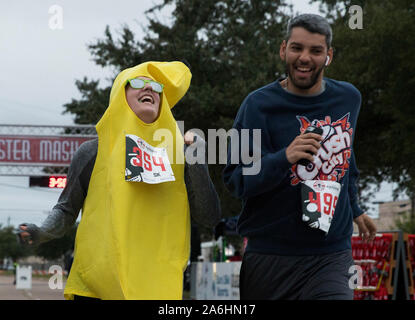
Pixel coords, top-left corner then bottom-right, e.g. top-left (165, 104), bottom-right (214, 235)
top-left (0, 0), bottom-right (173, 125)
top-left (0, 0), bottom-right (404, 227)
top-left (0, 0), bottom-right (173, 226)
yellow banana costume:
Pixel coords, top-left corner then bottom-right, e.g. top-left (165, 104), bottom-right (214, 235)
top-left (64, 61), bottom-right (192, 300)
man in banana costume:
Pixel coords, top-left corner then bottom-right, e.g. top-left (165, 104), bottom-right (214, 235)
top-left (18, 61), bottom-right (221, 300)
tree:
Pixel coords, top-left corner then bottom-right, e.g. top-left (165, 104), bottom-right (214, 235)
top-left (395, 212), bottom-right (415, 234)
top-left (62, 0), bottom-right (294, 230)
top-left (0, 223), bottom-right (77, 264)
top-left (64, 0), bottom-right (415, 234)
top-left (312, 0), bottom-right (415, 216)
top-left (0, 225), bottom-right (32, 262)
top-left (34, 223), bottom-right (78, 261)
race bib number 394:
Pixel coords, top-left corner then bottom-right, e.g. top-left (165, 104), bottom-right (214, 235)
top-left (125, 134), bottom-right (175, 184)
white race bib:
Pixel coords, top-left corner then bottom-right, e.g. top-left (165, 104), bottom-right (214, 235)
top-left (301, 180), bottom-right (341, 234)
top-left (125, 134), bottom-right (175, 184)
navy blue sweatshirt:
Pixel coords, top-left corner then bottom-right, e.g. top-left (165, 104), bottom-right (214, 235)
top-left (223, 78), bottom-right (364, 255)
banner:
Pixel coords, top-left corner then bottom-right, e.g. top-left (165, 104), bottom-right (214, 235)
top-left (0, 135), bottom-right (93, 165)
top-left (193, 262), bottom-right (241, 300)
top-left (16, 265), bottom-right (32, 290)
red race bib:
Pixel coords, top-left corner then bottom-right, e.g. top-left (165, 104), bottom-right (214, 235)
top-left (301, 180), bottom-right (341, 234)
top-left (125, 134), bottom-right (175, 184)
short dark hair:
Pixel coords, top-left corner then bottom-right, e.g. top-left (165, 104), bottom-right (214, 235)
top-left (286, 14), bottom-right (332, 48)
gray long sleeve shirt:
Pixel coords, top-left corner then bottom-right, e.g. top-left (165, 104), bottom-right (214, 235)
top-left (23, 137), bottom-right (221, 244)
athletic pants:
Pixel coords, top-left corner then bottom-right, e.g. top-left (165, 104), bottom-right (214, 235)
top-left (240, 249), bottom-right (355, 300)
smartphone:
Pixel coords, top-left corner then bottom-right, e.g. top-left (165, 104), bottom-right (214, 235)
top-left (298, 125), bottom-right (323, 166)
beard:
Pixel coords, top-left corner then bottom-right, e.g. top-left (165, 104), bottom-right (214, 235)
top-left (285, 61), bottom-right (325, 90)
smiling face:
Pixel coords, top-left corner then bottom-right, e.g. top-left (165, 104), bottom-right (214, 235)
top-left (280, 27), bottom-right (333, 95)
top-left (125, 76), bottom-right (161, 123)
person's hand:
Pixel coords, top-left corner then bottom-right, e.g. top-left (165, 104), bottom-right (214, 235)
top-left (285, 132), bottom-right (323, 164)
top-left (184, 130), bottom-right (195, 145)
top-left (354, 213), bottom-right (377, 243)
top-left (18, 225), bottom-right (33, 245)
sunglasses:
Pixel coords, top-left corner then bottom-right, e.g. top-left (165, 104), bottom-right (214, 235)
top-left (126, 78), bottom-right (164, 93)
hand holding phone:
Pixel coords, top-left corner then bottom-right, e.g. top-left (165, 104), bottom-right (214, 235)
top-left (285, 125), bottom-right (323, 165)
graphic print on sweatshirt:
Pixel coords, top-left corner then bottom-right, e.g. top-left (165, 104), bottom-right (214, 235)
top-left (290, 113), bottom-right (353, 185)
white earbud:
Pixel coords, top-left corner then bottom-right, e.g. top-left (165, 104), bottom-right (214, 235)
top-left (325, 56), bottom-right (330, 66)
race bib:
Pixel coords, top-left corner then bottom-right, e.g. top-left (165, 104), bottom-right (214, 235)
top-left (301, 180), bottom-right (341, 234)
top-left (125, 134), bottom-right (175, 184)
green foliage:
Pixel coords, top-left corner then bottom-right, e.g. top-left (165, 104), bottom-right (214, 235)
top-left (0, 225), bottom-right (32, 261)
top-left (394, 212), bottom-right (415, 234)
top-left (313, 0), bottom-right (415, 210)
top-left (0, 223), bottom-right (77, 262)
top-left (64, 78), bottom-right (111, 124)
top-left (62, 0), bottom-right (294, 220)
top-left (34, 223), bottom-right (78, 260)
top-left (63, 0), bottom-right (415, 226)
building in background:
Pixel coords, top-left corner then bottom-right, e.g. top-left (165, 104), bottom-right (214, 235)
top-left (354, 199), bottom-right (412, 233)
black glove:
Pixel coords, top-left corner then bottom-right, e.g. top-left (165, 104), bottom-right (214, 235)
top-left (15, 223), bottom-right (40, 245)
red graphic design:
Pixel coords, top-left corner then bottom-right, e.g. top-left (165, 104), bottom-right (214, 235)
top-left (290, 114), bottom-right (353, 185)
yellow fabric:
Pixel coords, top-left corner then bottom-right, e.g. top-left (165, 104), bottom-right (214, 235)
top-left (64, 61), bottom-right (192, 300)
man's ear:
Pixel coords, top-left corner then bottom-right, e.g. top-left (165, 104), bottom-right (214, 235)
top-left (326, 47), bottom-right (334, 66)
top-left (279, 40), bottom-right (287, 61)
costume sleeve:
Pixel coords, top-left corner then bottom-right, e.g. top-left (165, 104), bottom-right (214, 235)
top-left (184, 135), bottom-right (221, 228)
top-left (348, 150), bottom-right (364, 219)
top-left (222, 97), bottom-right (292, 200)
top-left (20, 139), bottom-right (97, 245)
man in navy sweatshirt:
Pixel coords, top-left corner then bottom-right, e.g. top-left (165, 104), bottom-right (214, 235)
top-left (223, 14), bottom-right (377, 300)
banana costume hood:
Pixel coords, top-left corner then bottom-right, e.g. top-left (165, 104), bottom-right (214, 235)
top-left (64, 61), bottom-right (192, 300)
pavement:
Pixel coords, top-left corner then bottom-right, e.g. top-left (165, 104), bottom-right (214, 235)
top-left (0, 274), bottom-right (66, 300)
